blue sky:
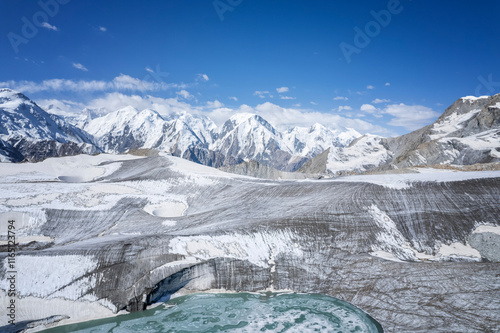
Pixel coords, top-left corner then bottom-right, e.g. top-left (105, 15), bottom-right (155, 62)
top-left (1, 0), bottom-right (499, 136)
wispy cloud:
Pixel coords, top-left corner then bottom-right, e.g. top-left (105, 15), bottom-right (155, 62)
top-left (228, 96), bottom-right (238, 101)
top-left (72, 63), bottom-right (88, 72)
top-left (333, 96), bottom-right (348, 101)
top-left (99, 26), bottom-right (107, 32)
top-left (372, 98), bottom-right (390, 104)
top-left (253, 90), bottom-right (272, 99)
top-left (310, 101), bottom-right (318, 105)
top-left (336, 105), bottom-right (352, 112)
top-left (41, 22), bottom-right (58, 31)
top-left (206, 100), bottom-right (223, 108)
top-left (280, 96), bottom-right (295, 100)
top-left (385, 82), bottom-right (390, 86)
top-left (366, 85), bottom-right (375, 90)
top-left (196, 74), bottom-right (210, 81)
top-left (0, 74), bottom-right (186, 94)
top-left (276, 87), bottom-right (289, 93)
top-left (176, 90), bottom-right (194, 100)
top-left (360, 104), bottom-right (377, 113)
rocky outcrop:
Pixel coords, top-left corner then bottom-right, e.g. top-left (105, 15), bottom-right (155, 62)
top-left (182, 145), bottom-right (244, 168)
top-left (219, 160), bottom-right (310, 179)
top-left (297, 148), bottom-right (330, 174)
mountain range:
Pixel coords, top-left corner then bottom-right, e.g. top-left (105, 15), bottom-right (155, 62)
top-left (0, 88), bottom-right (360, 171)
top-left (1, 87), bottom-right (499, 175)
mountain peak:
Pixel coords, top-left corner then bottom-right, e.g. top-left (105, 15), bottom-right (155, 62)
top-left (117, 105), bottom-right (139, 114)
top-left (460, 96), bottom-right (490, 102)
top-left (228, 112), bottom-right (257, 124)
top-left (0, 88), bottom-right (34, 109)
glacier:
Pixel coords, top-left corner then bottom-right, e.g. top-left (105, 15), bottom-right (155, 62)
top-left (0, 154), bottom-right (499, 332)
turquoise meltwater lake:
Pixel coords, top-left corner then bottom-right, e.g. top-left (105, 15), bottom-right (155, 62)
top-left (41, 292), bottom-right (383, 333)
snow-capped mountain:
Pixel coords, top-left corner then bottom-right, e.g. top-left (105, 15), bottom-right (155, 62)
top-left (0, 88), bottom-right (99, 162)
top-left (389, 95), bottom-right (500, 166)
top-left (83, 107), bottom-right (218, 159)
top-left (283, 123), bottom-right (361, 158)
top-left (84, 106), bottom-right (167, 153)
top-left (209, 113), bottom-right (301, 171)
top-left (301, 94), bottom-right (500, 175)
top-left (81, 108), bottom-right (360, 171)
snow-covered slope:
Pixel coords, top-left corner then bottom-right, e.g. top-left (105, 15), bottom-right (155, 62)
top-left (0, 88), bottom-right (98, 162)
top-left (326, 135), bottom-right (393, 175)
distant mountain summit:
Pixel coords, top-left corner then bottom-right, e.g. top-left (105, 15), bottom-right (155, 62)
top-left (0, 88), bottom-right (99, 162)
top-left (211, 113), bottom-right (303, 171)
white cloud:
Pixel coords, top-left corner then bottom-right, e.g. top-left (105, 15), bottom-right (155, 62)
top-left (197, 74), bottom-right (209, 81)
top-left (0, 75), bottom-right (186, 94)
top-left (333, 96), bottom-right (348, 101)
top-left (83, 93), bottom-right (198, 116)
top-left (372, 98), bottom-right (391, 104)
top-left (280, 96), bottom-right (296, 100)
top-left (99, 26), bottom-right (107, 32)
top-left (384, 103), bottom-right (440, 130)
top-left (37, 98), bottom-right (86, 116)
top-left (360, 104), bottom-right (377, 113)
top-left (41, 22), bottom-right (58, 31)
top-left (253, 90), bottom-right (271, 99)
top-left (337, 105), bottom-right (352, 112)
top-left (367, 85), bottom-right (375, 90)
top-left (72, 63), bottom-right (88, 72)
top-left (206, 100), bottom-right (223, 109)
top-left (276, 87), bottom-right (289, 93)
top-left (385, 82), bottom-right (390, 86)
top-left (176, 90), bottom-right (194, 100)
top-left (228, 96), bottom-right (238, 101)
top-left (310, 101), bottom-right (318, 105)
